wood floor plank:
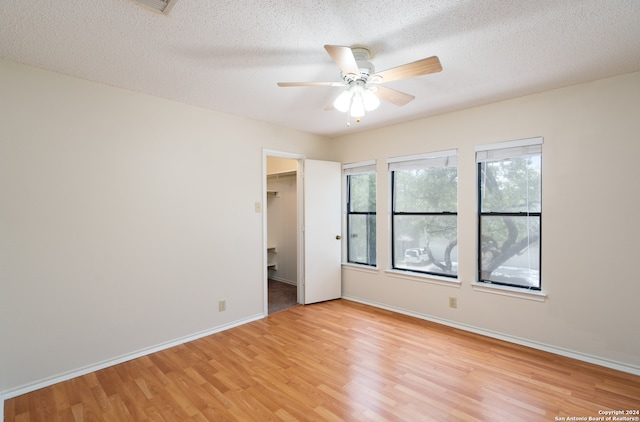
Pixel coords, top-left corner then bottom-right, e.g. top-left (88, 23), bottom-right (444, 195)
top-left (5, 299), bottom-right (640, 421)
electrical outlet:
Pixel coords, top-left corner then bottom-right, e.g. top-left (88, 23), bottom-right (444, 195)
top-left (449, 297), bottom-right (457, 309)
top-left (219, 299), bottom-right (226, 312)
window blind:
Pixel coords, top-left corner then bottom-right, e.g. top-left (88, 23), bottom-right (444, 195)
top-left (388, 149), bottom-right (457, 171)
top-left (343, 160), bottom-right (376, 175)
top-left (476, 137), bottom-right (542, 162)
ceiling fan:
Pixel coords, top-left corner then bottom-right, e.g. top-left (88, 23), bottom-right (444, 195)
top-left (277, 45), bottom-right (442, 123)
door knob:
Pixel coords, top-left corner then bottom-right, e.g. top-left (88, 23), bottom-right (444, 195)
top-left (336, 235), bottom-right (341, 240)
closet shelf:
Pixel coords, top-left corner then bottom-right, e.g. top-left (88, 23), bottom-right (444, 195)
top-left (267, 170), bottom-right (296, 179)
top-left (267, 246), bottom-right (277, 270)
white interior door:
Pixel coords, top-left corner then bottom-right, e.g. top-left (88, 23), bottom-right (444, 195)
top-left (303, 159), bottom-right (342, 304)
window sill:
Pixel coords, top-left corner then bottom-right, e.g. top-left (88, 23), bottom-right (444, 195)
top-left (471, 282), bottom-right (547, 302)
top-left (342, 263), bottom-right (379, 274)
top-left (385, 269), bottom-right (461, 288)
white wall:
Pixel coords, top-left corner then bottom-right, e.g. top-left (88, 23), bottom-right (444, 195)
top-left (330, 71), bottom-right (640, 373)
top-left (2, 56), bottom-right (638, 399)
top-left (0, 59), bottom-right (331, 394)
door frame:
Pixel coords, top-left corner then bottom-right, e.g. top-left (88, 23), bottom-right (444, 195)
top-left (263, 149), bottom-right (305, 315)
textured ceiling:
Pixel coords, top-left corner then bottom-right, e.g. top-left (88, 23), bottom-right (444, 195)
top-left (1, 0), bottom-right (639, 137)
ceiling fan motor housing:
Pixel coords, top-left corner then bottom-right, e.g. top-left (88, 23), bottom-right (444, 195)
top-left (343, 47), bottom-right (375, 82)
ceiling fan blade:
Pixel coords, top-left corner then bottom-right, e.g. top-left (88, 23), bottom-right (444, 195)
top-left (277, 81), bottom-right (345, 87)
top-left (324, 45), bottom-right (360, 76)
top-left (375, 56), bottom-right (442, 83)
top-left (375, 85), bottom-right (415, 106)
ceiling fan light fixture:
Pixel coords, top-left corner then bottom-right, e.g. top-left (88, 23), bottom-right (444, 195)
top-left (362, 89), bottom-right (380, 111)
top-left (277, 45), bottom-right (442, 124)
top-left (349, 93), bottom-right (366, 118)
top-left (333, 90), bottom-right (353, 113)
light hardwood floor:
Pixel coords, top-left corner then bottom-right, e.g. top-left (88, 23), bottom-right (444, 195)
top-left (5, 299), bottom-right (639, 421)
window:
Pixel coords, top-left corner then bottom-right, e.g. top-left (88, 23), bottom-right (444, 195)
top-left (476, 138), bottom-right (542, 290)
top-left (344, 161), bottom-right (376, 266)
top-left (389, 150), bottom-right (458, 277)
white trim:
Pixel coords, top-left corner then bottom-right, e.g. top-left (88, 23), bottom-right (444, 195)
top-left (387, 148), bottom-right (457, 164)
top-left (0, 314), bottom-right (264, 401)
top-left (471, 281), bottom-right (547, 302)
top-left (387, 169), bottom-right (393, 269)
top-left (342, 162), bottom-right (348, 263)
top-left (262, 149), bottom-right (306, 313)
top-left (475, 136), bottom-right (543, 152)
top-left (341, 295), bottom-right (640, 376)
top-left (342, 262), bottom-right (380, 274)
top-left (263, 149), bottom-right (306, 160)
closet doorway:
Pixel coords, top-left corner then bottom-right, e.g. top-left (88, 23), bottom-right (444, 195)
top-left (266, 155), bottom-right (300, 314)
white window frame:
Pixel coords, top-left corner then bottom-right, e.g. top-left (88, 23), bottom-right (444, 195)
top-left (475, 137), bottom-right (544, 293)
top-left (342, 160), bottom-right (377, 268)
top-left (387, 149), bottom-right (459, 280)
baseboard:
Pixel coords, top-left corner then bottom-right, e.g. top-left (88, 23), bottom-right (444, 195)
top-left (269, 276), bottom-right (297, 286)
top-left (0, 313), bottom-right (264, 402)
top-left (342, 295), bottom-right (640, 376)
